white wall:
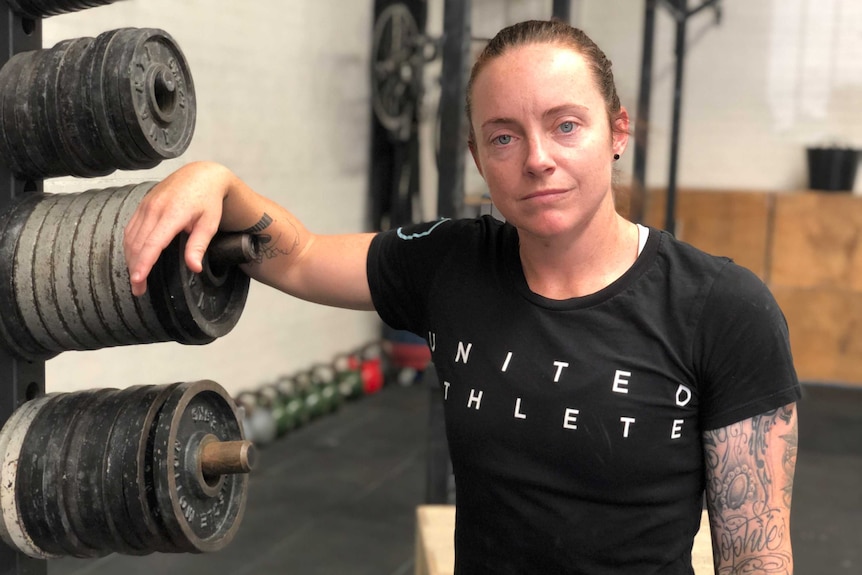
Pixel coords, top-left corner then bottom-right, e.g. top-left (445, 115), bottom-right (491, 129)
top-left (41, 0), bottom-right (380, 394)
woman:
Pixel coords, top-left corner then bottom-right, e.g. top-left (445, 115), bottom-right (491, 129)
top-left (125, 20), bottom-right (799, 574)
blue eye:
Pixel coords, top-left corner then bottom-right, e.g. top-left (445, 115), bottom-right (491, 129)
top-left (559, 121), bottom-right (575, 133)
top-left (494, 134), bottom-right (512, 145)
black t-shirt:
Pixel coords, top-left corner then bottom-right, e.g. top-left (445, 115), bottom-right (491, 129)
top-left (367, 217), bottom-right (800, 574)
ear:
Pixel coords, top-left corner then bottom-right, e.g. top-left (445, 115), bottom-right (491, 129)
top-left (469, 139), bottom-right (484, 178)
top-left (612, 106), bottom-right (630, 158)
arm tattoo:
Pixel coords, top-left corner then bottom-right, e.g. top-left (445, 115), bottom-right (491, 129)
top-left (703, 404), bottom-right (797, 574)
top-left (239, 212), bottom-right (299, 263)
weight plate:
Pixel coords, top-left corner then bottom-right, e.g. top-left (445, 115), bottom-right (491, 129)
top-left (149, 233), bottom-right (250, 344)
top-left (104, 29), bottom-right (158, 168)
top-left (151, 380), bottom-right (247, 553)
top-left (111, 181), bottom-right (172, 342)
top-left (55, 37), bottom-right (112, 177)
top-left (97, 184), bottom-right (160, 343)
top-left (89, 185), bottom-right (141, 345)
top-left (32, 192), bottom-right (88, 351)
top-left (52, 190), bottom-right (111, 349)
top-left (371, 3), bottom-right (420, 140)
top-left (13, 193), bottom-right (65, 354)
top-left (88, 29), bottom-right (137, 170)
top-left (62, 388), bottom-right (134, 554)
top-left (117, 28), bottom-right (196, 161)
top-left (0, 54), bottom-right (31, 177)
top-left (0, 395), bottom-right (57, 559)
top-left (70, 188), bottom-right (124, 347)
top-left (34, 41), bottom-right (80, 178)
top-left (0, 193), bottom-right (52, 360)
top-left (14, 51), bottom-right (51, 178)
top-left (102, 385), bottom-right (158, 554)
top-left (39, 390), bottom-right (104, 557)
top-left (14, 393), bottom-right (75, 557)
top-left (47, 38), bottom-right (101, 177)
top-left (123, 383), bottom-right (181, 553)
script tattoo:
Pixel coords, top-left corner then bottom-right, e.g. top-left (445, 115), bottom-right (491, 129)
top-left (703, 405), bottom-right (797, 574)
top-left (239, 212), bottom-right (298, 263)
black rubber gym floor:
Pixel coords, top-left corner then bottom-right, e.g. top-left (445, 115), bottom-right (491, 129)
top-left (48, 380), bottom-right (860, 575)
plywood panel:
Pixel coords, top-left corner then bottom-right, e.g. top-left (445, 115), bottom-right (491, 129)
top-left (772, 287), bottom-right (862, 385)
top-left (643, 189), bottom-right (772, 278)
top-left (771, 193), bottom-right (862, 291)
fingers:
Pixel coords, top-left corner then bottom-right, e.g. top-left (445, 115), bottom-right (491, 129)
top-left (123, 162), bottom-right (232, 296)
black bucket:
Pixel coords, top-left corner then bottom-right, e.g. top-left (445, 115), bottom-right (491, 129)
top-left (806, 147), bottom-right (860, 192)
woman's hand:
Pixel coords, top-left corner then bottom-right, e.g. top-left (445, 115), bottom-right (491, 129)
top-left (124, 161), bottom-right (233, 296)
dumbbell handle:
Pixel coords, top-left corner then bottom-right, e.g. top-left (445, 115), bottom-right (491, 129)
top-left (200, 436), bottom-right (257, 477)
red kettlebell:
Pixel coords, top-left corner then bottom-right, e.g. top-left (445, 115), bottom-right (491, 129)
top-left (359, 342), bottom-right (385, 395)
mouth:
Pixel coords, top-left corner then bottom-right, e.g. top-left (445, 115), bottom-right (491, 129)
top-left (521, 188), bottom-right (569, 201)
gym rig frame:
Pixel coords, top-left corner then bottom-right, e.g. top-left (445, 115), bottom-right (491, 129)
top-left (0, 6), bottom-right (46, 575)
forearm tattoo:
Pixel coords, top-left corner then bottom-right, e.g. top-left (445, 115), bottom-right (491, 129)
top-left (239, 212), bottom-right (299, 263)
top-left (703, 405), bottom-right (797, 574)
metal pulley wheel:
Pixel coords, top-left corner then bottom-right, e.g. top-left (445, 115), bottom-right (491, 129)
top-left (5, 0), bottom-right (123, 19)
top-left (0, 27), bottom-right (195, 179)
top-left (371, 2), bottom-right (424, 142)
top-left (0, 182), bottom-right (255, 361)
top-left (0, 380), bottom-right (254, 558)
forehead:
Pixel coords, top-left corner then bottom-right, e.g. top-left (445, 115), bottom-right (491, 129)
top-left (470, 43), bottom-right (601, 117)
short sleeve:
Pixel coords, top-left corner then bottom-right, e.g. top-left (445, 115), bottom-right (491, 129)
top-left (694, 262), bottom-right (801, 430)
top-left (366, 218), bottom-right (458, 335)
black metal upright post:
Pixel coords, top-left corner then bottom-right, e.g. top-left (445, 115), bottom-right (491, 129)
top-left (0, 6), bottom-right (46, 575)
top-left (664, 0), bottom-right (687, 236)
top-left (552, 0), bottom-right (571, 22)
top-left (435, 0), bottom-right (471, 219)
top-left (630, 0), bottom-right (657, 224)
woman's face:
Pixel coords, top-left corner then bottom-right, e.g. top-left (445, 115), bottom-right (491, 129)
top-left (469, 43), bottom-right (628, 241)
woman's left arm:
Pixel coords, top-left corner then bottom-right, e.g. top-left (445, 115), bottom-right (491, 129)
top-left (702, 403), bottom-right (798, 575)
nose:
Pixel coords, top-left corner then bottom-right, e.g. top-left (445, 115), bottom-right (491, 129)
top-left (524, 136), bottom-right (555, 177)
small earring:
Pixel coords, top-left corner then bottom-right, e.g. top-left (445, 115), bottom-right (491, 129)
top-left (613, 154), bottom-right (620, 160)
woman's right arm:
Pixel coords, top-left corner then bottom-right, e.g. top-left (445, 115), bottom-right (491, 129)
top-left (123, 161), bottom-right (376, 310)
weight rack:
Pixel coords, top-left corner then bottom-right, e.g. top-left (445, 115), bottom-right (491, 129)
top-left (0, 5), bottom-right (45, 574)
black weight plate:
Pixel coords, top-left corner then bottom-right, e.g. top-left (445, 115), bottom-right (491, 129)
top-left (0, 54), bottom-right (31, 176)
top-left (103, 28), bottom-right (157, 168)
top-left (0, 394), bottom-right (57, 559)
top-left (42, 390), bottom-right (105, 558)
top-left (149, 233), bottom-right (250, 344)
top-left (0, 193), bottom-right (51, 360)
top-left (15, 394), bottom-right (65, 556)
top-left (63, 37), bottom-right (113, 174)
top-left (55, 37), bottom-right (112, 176)
top-left (120, 383), bottom-right (181, 553)
top-left (2, 52), bottom-right (35, 179)
top-left (151, 381), bottom-right (247, 553)
top-left (16, 50), bottom-right (54, 179)
top-left (102, 385), bottom-right (157, 554)
top-left (118, 28), bottom-right (196, 161)
top-left (33, 41), bottom-right (80, 178)
top-left (44, 38), bottom-right (98, 177)
top-left (88, 29), bottom-right (137, 170)
top-left (64, 387), bottom-right (139, 554)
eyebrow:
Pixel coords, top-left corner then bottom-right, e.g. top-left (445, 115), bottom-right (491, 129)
top-left (480, 104), bottom-right (591, 130)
